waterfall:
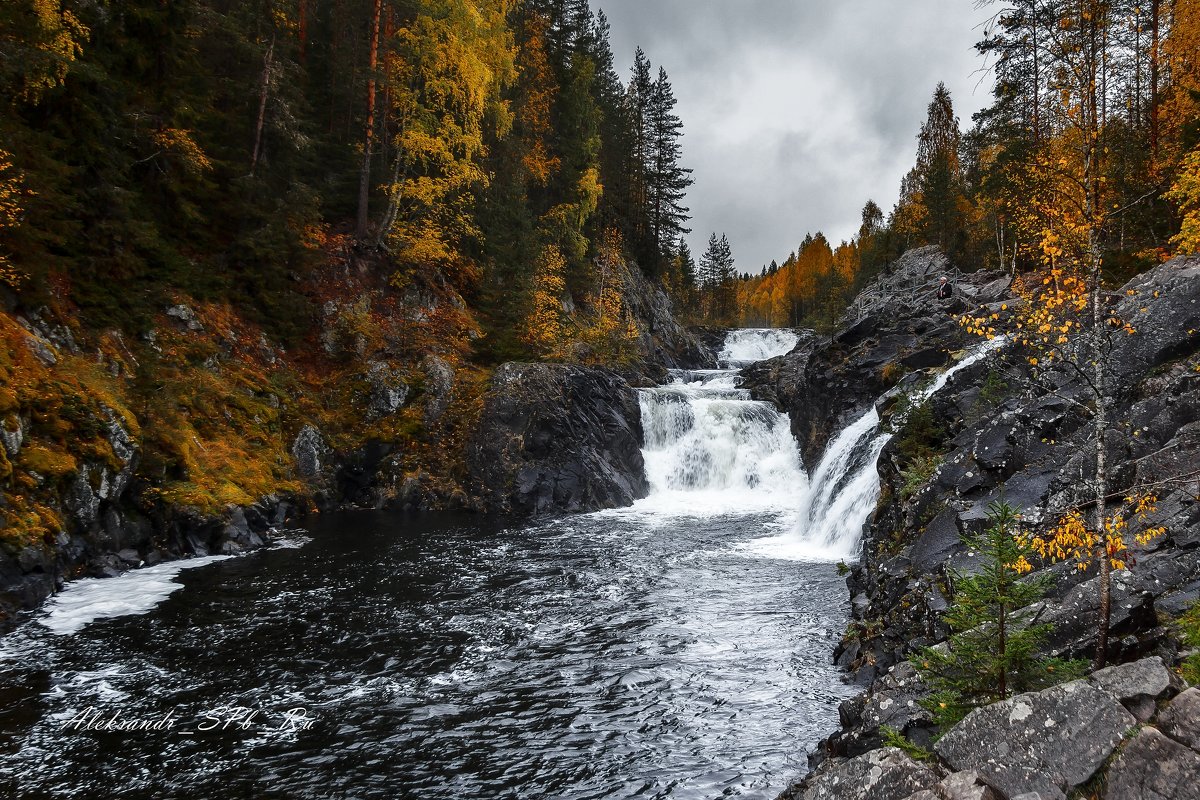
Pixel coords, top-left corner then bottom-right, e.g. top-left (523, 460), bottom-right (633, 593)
top-left (794, 336), bottom-right (1007, 559)
top-left (632, 331), bottom-right (806, 518)
top-left (718, 328), bottom-right (800, 368)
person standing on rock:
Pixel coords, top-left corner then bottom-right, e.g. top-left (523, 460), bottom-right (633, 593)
top-left (937, 275), bottom-right (954, 301)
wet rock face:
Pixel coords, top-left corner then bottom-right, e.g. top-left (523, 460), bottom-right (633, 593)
top-left (466, 363), bottom-right (649, 516)
top-left (779, 251), bottom-right (1200, 800)
top-left (741, 247), bottom-right (1007, 465)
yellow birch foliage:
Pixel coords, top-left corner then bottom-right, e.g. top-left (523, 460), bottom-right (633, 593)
top-left (382, 0), bottom-right (515, 288)
top-left (1022, 494), bottom-right (1167, 573)
top-left (521, 244), bottom-right (567, 356)
top-left (0, 149), bottom-right (28, 289)
top-left (1166, 147), bottom-right (1200, 255)
top-left (3, 0), bottom-right (89, 104)
top-left (1163, 0), bottom-right (1200, 161)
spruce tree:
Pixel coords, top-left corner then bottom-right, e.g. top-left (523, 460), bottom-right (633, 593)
top-left (646, 67), bottom-right (692, 275)
top-left (914, 501), bottom-right (1085, 729)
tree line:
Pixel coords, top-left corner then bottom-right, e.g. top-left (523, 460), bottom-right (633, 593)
top-left (0, 0), bottom-right (694, 363)
top-left (706, 0), bottom-right (1198, 330)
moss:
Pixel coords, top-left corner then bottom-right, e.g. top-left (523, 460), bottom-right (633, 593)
top-left (19, 444), bottom-right (78, 478)
top-left (900, 454), bottom-right (943, 500)
top-left (1175, 602), bottom-right (1200, 685)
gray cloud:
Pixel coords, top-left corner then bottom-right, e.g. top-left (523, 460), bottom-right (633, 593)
top-left (595, 0), bottom-right (995, 271)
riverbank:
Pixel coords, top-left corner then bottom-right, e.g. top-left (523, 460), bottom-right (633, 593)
top-left (747, 248), bottom-right (1200, 799)
top-left (0, 245), bottom-right (715, 628)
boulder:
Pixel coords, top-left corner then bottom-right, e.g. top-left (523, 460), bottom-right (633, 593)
top-left (1157, 688), bottom-right (1200, 752)
top-left (1089, 656), bottom-right (1180, 720)
top-left (1104, 726), bottom-right (1200, 800)
top-left (934, 680), bottom-right (1135, 799)
top-left (291, 425), bottom-right (331, 481)
top-left (165, 303), bottom-right (204, 332)
top-left (364, 361), bottom-right (409, 419)
top-left (421, 355), bottom-right (455, 427)
top-left (796, 747), bottom-right (938, 800)
top-left (466, 363), bottom-right (648, 515)
top-left (1110, 256), bottom-right (1200, 384)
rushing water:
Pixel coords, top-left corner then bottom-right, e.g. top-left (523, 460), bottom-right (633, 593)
top-left (0, 329), bottom-right (861, 800)
top-left (794, 335), bottom-right (1008, 557)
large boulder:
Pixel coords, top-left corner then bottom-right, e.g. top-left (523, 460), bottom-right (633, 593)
top-left (1104, 726), bottom-right (1200, 800)
top-left (934, 680), bottom-right (1135, 799)
top-left (789, 747), bottom-right (938, 800)
top-left (466, 363), bottom-right (649, 515)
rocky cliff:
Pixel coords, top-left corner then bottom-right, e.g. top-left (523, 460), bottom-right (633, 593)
top-left (746, 249), bottom-right (1200, 799)
top-left (0, 244), bottom-right (711, 627)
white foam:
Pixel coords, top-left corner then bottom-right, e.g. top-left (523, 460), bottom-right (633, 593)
top-left (36, 556), bottom-right (232, 636)
top-left (718, 328), bottom-right (800, 366)
top-left (790, 336), bottom-right (1009, 558)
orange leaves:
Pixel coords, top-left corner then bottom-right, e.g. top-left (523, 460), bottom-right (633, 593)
top-left (1031, 494), bottom-right (1167, 573)
top-left (0, 149), bottom-right (29, 289)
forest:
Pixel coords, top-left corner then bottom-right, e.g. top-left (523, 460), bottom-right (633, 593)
top-left (0, 0), bottom-right (694, 362)
top-left (731, 0), bottom-right (1200, 329)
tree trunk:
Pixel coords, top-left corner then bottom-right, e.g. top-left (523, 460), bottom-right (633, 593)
top-left (355, 0), bottom-right (384, 242)
top-left (298, 0), bottom-right (308, 65)
top-left (1151, 0), bottom-right (1161, 157)
top-left (250, 34), bottom-right (275, 177)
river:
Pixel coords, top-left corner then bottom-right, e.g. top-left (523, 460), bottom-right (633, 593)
top-left (0, 329), bottom-right (865, 799)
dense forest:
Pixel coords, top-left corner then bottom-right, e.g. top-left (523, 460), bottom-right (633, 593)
top-left (0, 0), bottom-right (711, 539)
top-left (724, 0), bottom-right (1200, 329)
top-left (0, 0), bottom-right (695, 360)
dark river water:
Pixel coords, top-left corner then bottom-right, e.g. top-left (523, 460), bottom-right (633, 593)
top-left (0, 330), bottom-right (867, 799)
top-left (0, 510), bottom-right (854, 799)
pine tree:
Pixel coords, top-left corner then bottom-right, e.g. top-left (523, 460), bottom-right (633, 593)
top-left (646, 66), bottom-right (692, 275)
top-left (915, 82), bottom-right (965, 253)
top-left (914, 501), bottom-right (1084, 729)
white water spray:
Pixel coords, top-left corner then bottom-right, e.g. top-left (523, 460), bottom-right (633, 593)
top-left (718, 328), bottom-right (800, 367)
top-left (794, 336), bottom-right (1007, 559)
top-left (629, 331), bottom-right (806, 518)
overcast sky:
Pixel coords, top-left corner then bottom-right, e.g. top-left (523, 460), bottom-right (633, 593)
top-left (595, 1), bottom-right (997, 272)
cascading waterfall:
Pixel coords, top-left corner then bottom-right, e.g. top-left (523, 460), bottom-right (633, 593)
top-left (718, 328), bottom-right (803, 368)
top-left (795, 336), bottom-right (1008, 559)
top-left (633, 330), bottom-right (806, 517)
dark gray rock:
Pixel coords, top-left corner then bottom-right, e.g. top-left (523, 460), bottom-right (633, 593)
top-left (934, 679), bottom-right (1135, 799)
top-left (467, 363), bottom-right (648, 515)
top-left (1157, 688), bottom-right (1200, 752)
top-left (858, 662), bottom-right (932, 734)
top-left (793, 747), bottom-right (938, 800)
top-left (17, 324), bottom-right (57, 366)
top-left (1104, 726), bottom-right (1200, 800)
top-left (365, 361), bottom-right (408, 419)
top-left (1110, 256), bottom-right (1200, 384)
top-left (422, 355), bottom-right (455, 427)
top-left (165, 304), bottom-right (204, 332)
top-left (291, 425), bottom-right (331, 481)
top-left (1089, 657), bottom-right (1180, 721)
top-left (0, 415), bottom-right (23, 456)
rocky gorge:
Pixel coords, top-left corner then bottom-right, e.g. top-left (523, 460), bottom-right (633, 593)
top-left (0, 255), bottom-right (715, 629)
top-left (741, 248), bottom-right (1200, 799)
top-left (3, 241), bottom-right (1199, 799)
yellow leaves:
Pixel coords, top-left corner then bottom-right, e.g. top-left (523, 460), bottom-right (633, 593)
top-left (0, 150), bottom-right (29, 289)
top-left (520, 245), bottom-right (567, 356)
top-left (1033, 494), bottom-right (1168, 573)
top-left (11, 0), bottom-right (90, 104)
top-left (151, 128), bottom-right (213, 175)
top-left (1166, 147), bottom-right (1200, 255)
